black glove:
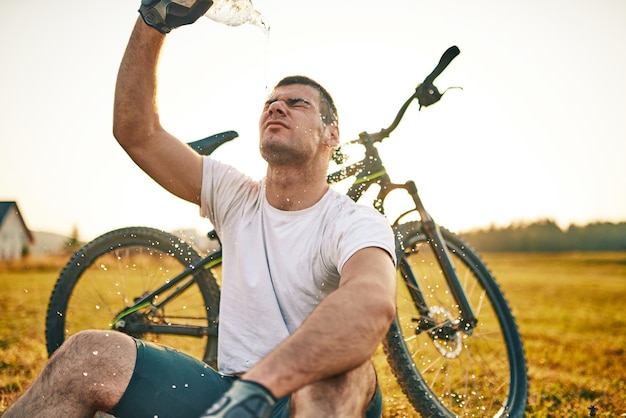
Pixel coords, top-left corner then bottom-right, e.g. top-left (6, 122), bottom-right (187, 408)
top-left (199, 379), bottom-right (276, 418)
top-left (139, 0), bottom-right (214, 34)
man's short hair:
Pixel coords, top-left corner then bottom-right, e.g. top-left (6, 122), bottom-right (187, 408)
top-left (275, 75), bottom-right (338, 127)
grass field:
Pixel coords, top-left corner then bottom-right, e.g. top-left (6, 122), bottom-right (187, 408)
top-left (1, 252), bottom-right (625, 417)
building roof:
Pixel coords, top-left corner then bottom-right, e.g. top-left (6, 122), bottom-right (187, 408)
top-left (0, 201), bottom-right (34, 243)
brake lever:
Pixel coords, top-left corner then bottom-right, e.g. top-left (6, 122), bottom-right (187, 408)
top-left (416, 83), bottom-right (441, 109)
top-left (416, 83), bottom-right (463, 110)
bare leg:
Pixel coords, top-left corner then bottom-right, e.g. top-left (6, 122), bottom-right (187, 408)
top-left (4, 330), bottom-right (136, 418)
top-left (289, 361), bottom-right (378, 418)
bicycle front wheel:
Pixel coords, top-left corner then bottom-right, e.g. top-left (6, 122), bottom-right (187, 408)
top-left (385, 221), bottom-right (527, 417)
top-left (45, 227), bottom-right (221, 367)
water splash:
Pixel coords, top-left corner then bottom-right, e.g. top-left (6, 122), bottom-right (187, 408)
top-left (204, 0), bottom-right (270, 35)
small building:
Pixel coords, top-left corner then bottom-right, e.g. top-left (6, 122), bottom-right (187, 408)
top-left (0, 201), bottom-right (34, 260)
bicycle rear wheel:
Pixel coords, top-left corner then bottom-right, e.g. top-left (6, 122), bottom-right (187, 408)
top-left (385, 221), bottom-right (527, 417)
top-left (45, 227), bottom-right (221, 367)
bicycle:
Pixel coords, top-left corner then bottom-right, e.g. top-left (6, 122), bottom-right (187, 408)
top-left (46, 46), bottom-right (528, 417)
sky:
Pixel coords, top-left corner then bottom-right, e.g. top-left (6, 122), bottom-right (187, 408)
top-left (1, 0), bottom-right (625, 242)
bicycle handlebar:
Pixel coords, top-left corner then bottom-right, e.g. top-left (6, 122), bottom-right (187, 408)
top-left (372, 45), bottom-right (461, 142)
top-left (330, 46), bottom-right (461, 164)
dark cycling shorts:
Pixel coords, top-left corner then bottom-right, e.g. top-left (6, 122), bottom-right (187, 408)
top-left (110, 339), bottom-right (383, 418)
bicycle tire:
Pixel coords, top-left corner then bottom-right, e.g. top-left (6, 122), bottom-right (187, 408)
top-left (45, 226), bottom-right (221, 367)
top-left (385, 221), bottom-right (527, 417)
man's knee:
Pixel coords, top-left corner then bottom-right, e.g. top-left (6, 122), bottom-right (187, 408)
top-left (49, 330), bottom-right (137, 410)
top-left (56, 330), bottom-right (134, 362)
top-left (290, 362), bottom-right (377, 417)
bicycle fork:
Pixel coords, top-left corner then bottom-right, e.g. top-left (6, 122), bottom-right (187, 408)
top-left (404, 180), bottom-right (478, 336)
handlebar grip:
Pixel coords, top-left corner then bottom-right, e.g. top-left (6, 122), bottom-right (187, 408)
top-left (423, 46), bottom-right (460, 85)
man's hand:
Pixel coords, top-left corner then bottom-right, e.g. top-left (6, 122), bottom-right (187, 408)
top-left (139, 0), bottom-right (214, 34)
top-left (199, 379), bottom-right (276, 418)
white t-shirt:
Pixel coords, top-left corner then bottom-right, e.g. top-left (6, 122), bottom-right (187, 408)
top-left (200, 157), bottom-right (396, 375)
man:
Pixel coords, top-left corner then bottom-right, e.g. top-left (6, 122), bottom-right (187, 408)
top-left (5, 1), bottom-right (396, 417)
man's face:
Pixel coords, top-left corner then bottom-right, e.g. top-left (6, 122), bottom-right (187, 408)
top-left (258, 84), bottom-right (336, 166)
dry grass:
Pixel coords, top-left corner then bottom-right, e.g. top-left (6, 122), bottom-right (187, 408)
top-left (1, 252), bottom-right (625, 416)
top-left (0, 254), bottom-right (71, 273)
top-left (0, 267), bottom-right (56, 412)
top-left (480, 252), bottom-right (626, 418)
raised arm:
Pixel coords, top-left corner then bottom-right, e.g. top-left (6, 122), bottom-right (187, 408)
top-left (113, 17), bottom-right (204, 205)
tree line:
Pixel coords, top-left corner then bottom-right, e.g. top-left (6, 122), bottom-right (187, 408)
top-left (459, 219), bottom-right (626, 252)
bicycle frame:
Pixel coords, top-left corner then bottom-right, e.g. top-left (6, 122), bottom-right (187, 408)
top-left (112, 248), bottom-right (222, 337)
top-left (114, 104), bottom-right (477, 341)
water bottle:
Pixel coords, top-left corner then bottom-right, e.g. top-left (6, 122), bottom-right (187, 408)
top-left (177, 0), bottom-right (269, 33)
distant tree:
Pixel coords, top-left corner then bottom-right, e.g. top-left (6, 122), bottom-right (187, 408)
top-left (569, 222), bottom-right (626, 251)
top-left (523, 219), bottom-right (565, 251)
top-left (461, 220), bottom-right (626, 252)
